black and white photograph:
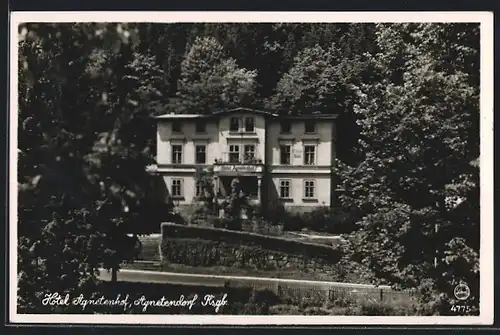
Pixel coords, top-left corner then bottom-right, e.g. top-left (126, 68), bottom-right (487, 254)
top-left (9, 11), bottom-right (494, 325)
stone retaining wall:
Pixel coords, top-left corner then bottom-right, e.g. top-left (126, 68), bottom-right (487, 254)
top-left (160, 223), bottom-right (343, 278)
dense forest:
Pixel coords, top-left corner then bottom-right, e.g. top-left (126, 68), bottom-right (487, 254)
top-left (17, 23), bottom-right (480, 315)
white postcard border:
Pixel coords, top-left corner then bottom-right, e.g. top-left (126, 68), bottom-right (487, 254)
top-left (9, 11), bottom-right (494, 325)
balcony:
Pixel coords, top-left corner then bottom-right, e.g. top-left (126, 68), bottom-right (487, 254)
top-left (214, 152), bottom-right (263, 165)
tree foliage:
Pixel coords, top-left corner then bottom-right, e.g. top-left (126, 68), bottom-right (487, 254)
top-left (336, 23), bottom-right (480, 314)
top-left (17, 23), bottom-right (167, 310)
top-left (172, 36), bottom-right (258, 113)
top-left (270, 45), bottom-right (343, 114)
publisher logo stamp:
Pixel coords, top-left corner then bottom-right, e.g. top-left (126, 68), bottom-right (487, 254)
top-left (454, 283), bottom-right (470, 300)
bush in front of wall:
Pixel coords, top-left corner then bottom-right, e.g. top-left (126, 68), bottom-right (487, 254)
top-left (262, 201), bottom-right (360, 234)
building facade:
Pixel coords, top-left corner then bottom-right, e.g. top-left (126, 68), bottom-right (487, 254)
top-left (150, 107), bottom-right (338, 213)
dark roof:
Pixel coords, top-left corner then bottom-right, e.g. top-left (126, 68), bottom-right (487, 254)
top-left (154, 107), bottom-right (338, 120)
top-left (285, 114), bottom-right (338, 120)
top-left (154, 114), bottom-right (206, 119)
top-left (213, 107), bottom-right (278, 117)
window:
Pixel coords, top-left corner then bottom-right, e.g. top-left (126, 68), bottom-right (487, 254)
top-left (171, 179), bottom-right (183, 197)
top-left (280, 145), bottom-right (291, 165)
top-left (230, 117), bottom-right (239, 132)
top-left (195, 145), bottom-right (206, 164)
top-left (195, 121), bottom-right (206, 133)
top-left (229, 145), bottom-right (240, 163)
top-left (171, 145), bottom-right (183, 164)
top-left (195, 181), bottom-right (204, 197)
top-left (244, 145), bottom-right (255, 162)
top-left (279, 180), bottom-right (291, 199)
top-left (244, 117), bottom-right (255, 132)
top-left (280, 121), bottom-right (291, 133)
top-left (304, 121), bottom-right (316, 133)
top-left (172, 121), bottom-right (182, 133)
top-left (304, 180), bottom-right (315, 199)
top-left (304, 145), bottom-right (315, 165)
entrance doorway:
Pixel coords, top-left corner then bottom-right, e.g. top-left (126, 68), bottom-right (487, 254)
top-left (218, 176), bottom-right (259, 199)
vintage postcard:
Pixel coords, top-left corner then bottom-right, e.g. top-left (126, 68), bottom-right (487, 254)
top-left (9, 11), bottom-right (494, 325)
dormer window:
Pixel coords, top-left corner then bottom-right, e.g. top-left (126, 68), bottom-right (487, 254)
top-left (304, 120), bottom-right (316, 134)
top-left (195, 120), bottom-right (206, 133)
top-left (244, 117), bottom-right (254, 132)
top-left (172, 121), bottom-right (182, 133)
top-left (230, 117), bottom-right (239, 132)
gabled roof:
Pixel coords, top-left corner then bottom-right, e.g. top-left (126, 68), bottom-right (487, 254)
top-left (154, 107), bottom-right (338, 120)
top-left (213, 107), bottom-right (279, 117)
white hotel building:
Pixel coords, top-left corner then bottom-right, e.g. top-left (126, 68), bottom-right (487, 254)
top-left (150, 107), bottom-right (338, 213)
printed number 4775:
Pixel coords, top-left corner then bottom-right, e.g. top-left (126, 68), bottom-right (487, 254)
top-left (450, 305), bottom-right (471, 313)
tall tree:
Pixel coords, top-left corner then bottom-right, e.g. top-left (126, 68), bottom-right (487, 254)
top-left (83, 48), bottom-right (169, 280)
top-left (269, 40), bottom-right (376, 163)
top-left (337, 23), bottom-right (480, 314)
top-left (171, 36), bottom-right (258, 114)
top-left (269, 44), bottom-right (344, 115)
top-left (18, 23), bottom-right (111, 311)
top-left (17, 22), bottom-right (168, 310)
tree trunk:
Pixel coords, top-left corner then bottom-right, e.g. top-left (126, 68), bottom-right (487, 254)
top-left (111, 266), bottom-right (118, 283)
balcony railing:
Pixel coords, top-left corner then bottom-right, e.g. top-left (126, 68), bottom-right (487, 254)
top-left (214, 152), bottom-right (263, 165)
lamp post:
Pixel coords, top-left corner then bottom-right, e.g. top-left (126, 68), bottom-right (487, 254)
top-left (434, 222), bottom-right (439, 268)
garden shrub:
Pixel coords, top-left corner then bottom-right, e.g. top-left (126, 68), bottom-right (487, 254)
top-left (303, 306), bottom-right (331, 315)
top-left (358, 300), bottom-right (419, 316)
top-left (188, 203), bottom-right (214, 226)
top-left (359, 301), bottom-right (396, 316)
top-left (325, 306), bottom-right (363, 315)
top-left (261, 202), bottom-right (359, 234)
top-left (242, 216), bottom-right (284, 236)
